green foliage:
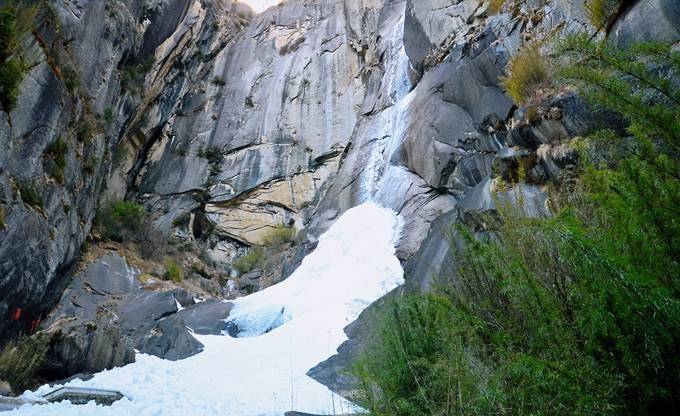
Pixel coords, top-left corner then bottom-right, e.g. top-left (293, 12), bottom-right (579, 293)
top-left (0, 58), bottom-right (24, 111)
top-left (112, 143), bottom-right (128, 168)
top-left (103, 107), bottom-right (115, 126)
top-left (45, 138), bottom-right (68, 184)
top-left (76, 116), bottom-right (97, 143)
top-left (94, 201), bottom-right (167, 260)
top-left (0, 1), bottom-right (37, 112)
top-left (233, 226), bottom-right (295, 274)
top-left (0, 334), bottom-right (50, 392)
top-left (212, 76), bottom-right (226, 86)
top-left (501, 45), bottom-right (548, 105)
top-left (95, 201), bottom-right (145, 242)
top-left (60, 62), bottom-right (80, 93)
top-left (584, 0), bottom-right (621, 32)
top-left (172, 212), bottom-right (191, 228)
top-left (0, 205), bottom-right (5, 229)
top-left (233, 246), bottom-right (264, 274)
top-left (18, 181), bottom-right (43, 209)
top-left (199, 146), bottom-right (223, 164)
top-left (557, 34), bottom-right (680, 151)
top-left (164, 258), bottom-right (183, 283)
top-left (263, 225), bottom-right (295, 249)
top-left (356, 37), bottom-right (680, 416)
top-left (120, 57), bottom-right (154, 94)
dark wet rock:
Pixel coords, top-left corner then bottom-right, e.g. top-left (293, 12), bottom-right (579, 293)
top-left (119, 290), bottom-right (192, 334)
top-left (38, 254), bottom-right (140, 381)
top-left (131, 313), bottom-right (204, 361)
top-left (178, 300), bottom-right (232, 335)
top-left (41, 325), bottom-right (135, 385)
top-left (308, 289), bottom-right (402, 399)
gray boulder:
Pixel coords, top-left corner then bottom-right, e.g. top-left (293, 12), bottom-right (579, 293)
top-left (611, 0), bottom-right (680, 48)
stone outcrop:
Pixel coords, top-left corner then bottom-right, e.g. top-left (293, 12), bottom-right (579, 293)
top-left (18, 253), bottom-right (233, 387)
top-left (2, 0), bottom-right (678, 407)
top-left (0, 0), bottom-right (250, 344)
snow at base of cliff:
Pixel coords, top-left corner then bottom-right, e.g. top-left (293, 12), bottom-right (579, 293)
top-left (11, 203), bottom-right (404, 416)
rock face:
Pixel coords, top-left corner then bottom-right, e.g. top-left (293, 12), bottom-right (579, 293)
top-left (0, 0), bottom-right (249, 344)
top-left (2, 0), bottom-right (677, 407)
top-left (36, 253), bottom-right (232, 382)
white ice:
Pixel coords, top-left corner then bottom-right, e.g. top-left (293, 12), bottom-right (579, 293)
top-left (10, 202), bottom-right (404, 416)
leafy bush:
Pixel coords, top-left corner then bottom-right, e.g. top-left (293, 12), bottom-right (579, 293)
top-left (501, 45), bottom-right (548, 105)
top-left (76, 116), bottom-right (97, 143)
top-left (45, 138), bottom-right (68, 184)
top-left (120, 57), bottom-right (154, 94)
top-left (18, 181), bottom-right (43, 209)
top-left (212, 76), bottom-right (226, 86)
top-left (0, 1), bottom-right (37, 112)
top-left (0, 205), bottom-right (5, 229)
top-left (585, 0), bottom-right (622, 32)
top-left (232, 226), bottom-right (295, 274)
top-left (0, 334), bottom-right (50, 392)
top-left (172, 212), bottom-right (191, 228)
top-left (112, 144), bottom-right (128, 168)
top-left (95, 201), bottom-right (144, 241)
top-left (263, 225), bottom-right (295, 249)
top-left (0, 58), bottom-right (24, 111)
top-left (164, 258), bottom-right (183, 283)
top-left (356, 37), bottom-right (680, 416)
top-left (103, 107), bottom-right (115, 126)
top-left (94, 201), bottom-right (168, 260)
top-left (233, 246), bottom-right (264, 274)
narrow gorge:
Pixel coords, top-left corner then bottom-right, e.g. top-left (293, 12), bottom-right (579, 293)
top-left (0, 0), bottom-right (678, 415)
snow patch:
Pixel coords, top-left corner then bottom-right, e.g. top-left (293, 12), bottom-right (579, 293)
top-left (11, 203), bottom-right (404, 416)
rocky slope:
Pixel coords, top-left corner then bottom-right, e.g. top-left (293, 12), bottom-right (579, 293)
top-left (0, 0), bottom-right (250, 345)
top-left (1, 0), bottom-right (678, 407)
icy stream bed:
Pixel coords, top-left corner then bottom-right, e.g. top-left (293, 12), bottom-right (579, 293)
top-left (10, 203), bottom-right (404, 415)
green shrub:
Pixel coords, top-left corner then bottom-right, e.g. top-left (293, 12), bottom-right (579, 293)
top-left (76, 116), bottom-right (97, 143)
top-left (233, 247), bottom-right (264, 274)
top-left (60, 62), bottom-right (80, 93)
top-left (501, 45), bottom-right (548, 105)
top-left (0, 1), bottom-right (37, 112)
top-left (356, 36), bottom-right (680, 416)
top-left (112, 144), bottom-right (128, 168)
top-left (45, 138), bottom-right (68, 184)
top-left (94, 200), bottom-right (167, 260)
top-left (172, 212), bottom-right (191, 228)
top-left (0, 205), bottom-right (5, 229)
top-left (0, 58), bottom-right (24, 111)
top-left (0, 334), bottom-right (50, 392)
top-left (164, 258), bottom-right (183, 283)
top-left (263, 225), bottom-right (295, 249)
top-left (212, 76), bottom-right (226, 86)
top-left (94, 201), bottom-right (145, 242)
top-left (120, 57), bottom-right (154, 94)
top-left (585, 0), bottom-right (621, 32)
top-left (18, 181), bottom-right (43, 209)
top-left (103, 107), bottom-right (115, 126)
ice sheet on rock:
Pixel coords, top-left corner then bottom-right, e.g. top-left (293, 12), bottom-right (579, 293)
top-left (10, 203), bottom-right (404, 416)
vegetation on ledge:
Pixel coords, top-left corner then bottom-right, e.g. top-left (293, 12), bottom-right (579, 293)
top-left (355, 35), bottom-right (680, 416)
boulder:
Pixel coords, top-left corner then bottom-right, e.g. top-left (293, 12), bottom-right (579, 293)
top-left (611, 0), bottom-right (680, 48)
top-left (0, 380), bottom-right (12, 397)
top-left (178, 300), bottom-right (232, 335)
